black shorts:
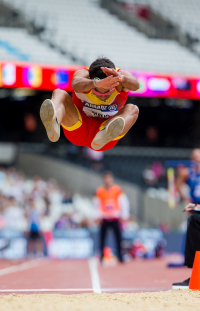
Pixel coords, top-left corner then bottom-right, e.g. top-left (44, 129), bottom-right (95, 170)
top-left (29, 231), bottom-right (41, 240)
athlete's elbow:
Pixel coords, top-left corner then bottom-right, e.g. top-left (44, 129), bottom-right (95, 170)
top-left (71, 81), bottom-right (77, 91)
top-left (132, 81), bottom-right (140, 91)
top-left (72, 85), bottom-right (81, 93)
top-left (72, 79), bottom-right (80, 93)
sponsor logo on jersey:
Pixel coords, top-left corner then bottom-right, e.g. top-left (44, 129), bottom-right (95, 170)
top-left (83, 102), bottom-right (118, 111)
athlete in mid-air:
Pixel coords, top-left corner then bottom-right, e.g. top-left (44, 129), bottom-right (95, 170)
top-left (40, 57), bottom-right (140, 151)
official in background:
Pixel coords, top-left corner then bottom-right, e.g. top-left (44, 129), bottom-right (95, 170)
top-left (93, 171), bottom-right (130, 262)
top-left (172, 149), bottom-right (200, 288)
top-left (172, 202), bottom-right (200, 288)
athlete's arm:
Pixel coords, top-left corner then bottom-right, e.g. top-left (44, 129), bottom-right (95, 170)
top-left (176, 167), bottom-right (190, 202)
top-left (101, 67), bottom-right (139, 92)
top-left (72, 69), bottom-right (122, 93)
top-left (72, 69), bottom-right (94, 93)
top-left (119, 70), bottom-right (140, 92)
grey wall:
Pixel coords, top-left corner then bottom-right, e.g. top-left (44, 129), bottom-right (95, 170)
top-left (143, 194), bottom-right (187, 229)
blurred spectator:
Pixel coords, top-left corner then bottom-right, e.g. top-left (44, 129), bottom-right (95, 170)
top-left (55, 213), bottom-right (76, 229)
top-left (0, 166), bottom-right (141, 260)
top-left (176, 148), bottom-right (200, 203)
top-left (126, 215), bottom-right (139, 231)
top-left (0, 167), bottom-right (94, 242)
top-left (3, 197), bottom-right (25, 230)
top-left (131, 239), bottom-right (146, 258)
top-left (143, 161), bottom-right (165, 186)
top-left (60, 188), bottom-right (73, 204)
top-left (26, 198), bottom-right (43, 256)
top-left (43, 197), bottom-right (51, 216)
top-left (0, 168), bottom-right (6, 184)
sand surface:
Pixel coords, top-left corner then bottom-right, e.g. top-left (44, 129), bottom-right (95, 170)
top-left (0, 290), bottom-right (200, 311)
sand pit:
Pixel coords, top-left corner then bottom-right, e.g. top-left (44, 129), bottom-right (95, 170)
top-left (0, 290), bottom-right (200, 311)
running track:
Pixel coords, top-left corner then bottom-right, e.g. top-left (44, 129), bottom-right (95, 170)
top-left (0, 258), bottom-right (189, 294)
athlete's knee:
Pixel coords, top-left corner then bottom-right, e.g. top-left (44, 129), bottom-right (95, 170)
top-left (126, 103), bottom-right (139, 117)
top-left (52, 88), bottom-right (71, 103)
top-left (52, 88), bottom-right (67, 97)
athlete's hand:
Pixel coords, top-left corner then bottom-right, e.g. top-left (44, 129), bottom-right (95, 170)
top-left (101, 67), bottom-right (118, 77)
top-left (95, 75), bottom-right (122, 89)
top-left (184, 203), bottom-right (197, 215)
top-left (101, 67), bottom-right (125, 82)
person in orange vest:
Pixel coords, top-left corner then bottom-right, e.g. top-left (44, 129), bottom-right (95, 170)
top-left (94, 171), bottom-right (130, 262)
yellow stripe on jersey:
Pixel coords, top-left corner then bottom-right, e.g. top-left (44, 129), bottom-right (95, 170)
top-left (85, 87), bottom-right (120, 106)
top-left (61, 105), bottom-right (82, 131)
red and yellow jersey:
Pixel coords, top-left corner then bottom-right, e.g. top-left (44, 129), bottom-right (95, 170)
top-left (72, 68), bottom-right (128, 119)
top-left (95, 185), bottom-right (123, 218)
top-left (72, 89), bottom-right (128, 119)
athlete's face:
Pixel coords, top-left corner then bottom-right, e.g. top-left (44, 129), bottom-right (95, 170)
top-left (103, 174), bottom-right (114, 188)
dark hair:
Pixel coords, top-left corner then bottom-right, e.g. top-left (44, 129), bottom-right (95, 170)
top-left (89, 57), bottom-right (115, 80)
top-left (102, 171), bottom-right (114, 178)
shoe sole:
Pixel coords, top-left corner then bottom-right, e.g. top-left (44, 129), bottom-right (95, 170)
top-left (40, 99), bottom-right (60, 142)
top-left (91, 117), bottom-right (125, 151)
top-left (172, 285), bottom-right (189, 289)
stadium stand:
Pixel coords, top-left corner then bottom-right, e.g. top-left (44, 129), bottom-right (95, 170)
top-left (116, 0), bottom-right (200, 43)
top-left (0, 167), bottom-right (94, 233)
top-left (2, 0), bottom-right (200, 74)
top-left (0, 27), bottom-right (75, 64)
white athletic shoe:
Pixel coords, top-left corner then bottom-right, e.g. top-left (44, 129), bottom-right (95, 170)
top-left (40, 99), bottom-right (60, 142)
top-left (91, 117), bottom-right (125, 151)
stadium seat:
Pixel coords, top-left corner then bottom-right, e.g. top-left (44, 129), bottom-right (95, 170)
top-left (0, 27), bottom-right (76, 64)
top-left (1, 0), bottom-right (200, 73)
top-left (116, 0), bottom-right (200, 42)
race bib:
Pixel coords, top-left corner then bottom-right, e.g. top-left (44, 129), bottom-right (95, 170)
top-left (83, 101), bottom-right (118, 118)
top-left (105, 205), bottom-right (114, 211)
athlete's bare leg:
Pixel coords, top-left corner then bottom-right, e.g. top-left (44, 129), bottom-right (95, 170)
top-left (51, 88), bottom-right (78, 128)
top-left (103, 104), bottom-right (139, 135)
top-left (52, 89), bottom-right (138, 132)
top-left (91, 104), bottom-right (139, 150)
top-left (40, 88), bottom-right (79, 142)
top-left (41, 88), bottom-right (138, 146)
